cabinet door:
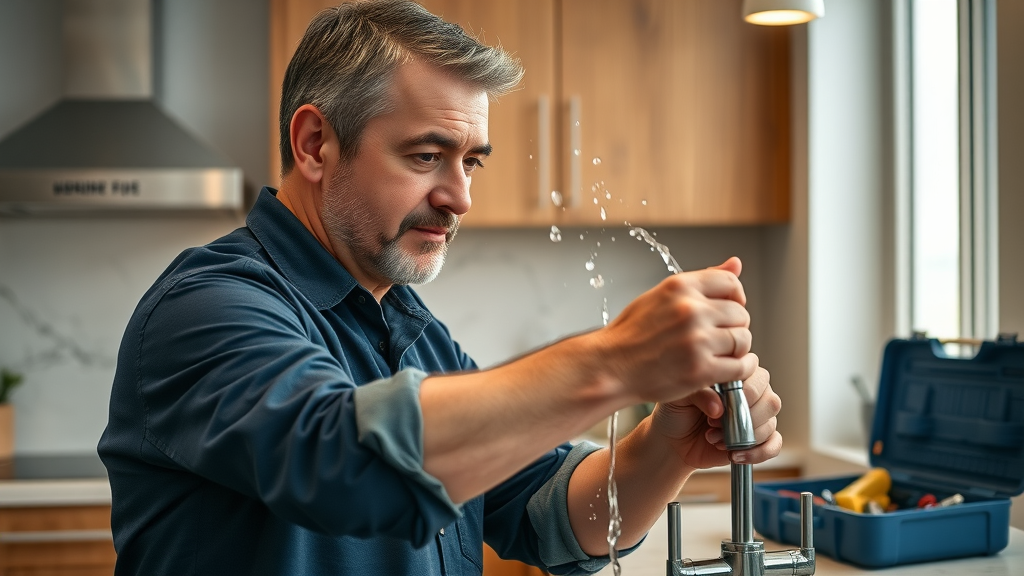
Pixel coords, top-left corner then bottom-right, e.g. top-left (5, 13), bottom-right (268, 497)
top-left (560, 0), bottom-right (790, 226)
top-left (417, 0), bottom-right (559, 227)
top-left (269, 0), bottom-right (559, 227)
top-left (0, 505), bottom-right (115, 576)
top-left (268, 0), bottom-right (338, 187)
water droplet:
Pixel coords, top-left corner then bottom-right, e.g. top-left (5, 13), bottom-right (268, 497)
top-left (629, 229), bottom-right (637, 237)
top-left (580, 234), bottom-right (585, 240)
top-left (585, 259), bottom-right (595, 271)
top-left (602, 298), bottom-right (610, 325)
top-left (550, 190), bottom-right (563, 207)
top-left (611, 236), bottom-right (616, 242)
top-left (592, 157), bottom-right (602, 165)
top-left (529, 154), bottom-right (533, 160)
top-left (593, 198), bottom-right (598, 205)
top-left (605, 191), bottom-right (612, 200)
top-left (589, 513), bottom-right (598, 521)
top-left (590, 274), bottom-right (605, 289)
top-left (596, 241), bottom-right (601, 247)
top-left (575, 120), bottom-right (581, 127)
top-left (573, 148), bottom-right (581, 156)
top-left (600, 207), bottom-right (607, 220)
top-left (549, 225), bottom-right (562, 242)
top-left (641, 199), bottom-right (648, 206)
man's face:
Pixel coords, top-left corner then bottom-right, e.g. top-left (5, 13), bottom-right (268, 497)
top-left (320, 59), bottom-right (490, 288)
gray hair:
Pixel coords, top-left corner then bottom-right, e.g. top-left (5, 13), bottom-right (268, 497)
top-left (278, 0), bottom-right (524, 174)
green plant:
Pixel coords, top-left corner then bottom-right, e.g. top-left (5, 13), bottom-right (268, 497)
top-left (0, 369), bottom-right (22, 404)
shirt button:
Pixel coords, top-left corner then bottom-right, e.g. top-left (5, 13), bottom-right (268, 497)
top-left (378, 341), bottom-right (386, 351)
top-left (439, 528), bottom-right (445, 536)
top-left (357, 295), bottom-right (366, 304)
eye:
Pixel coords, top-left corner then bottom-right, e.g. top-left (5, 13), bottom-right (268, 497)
top-left (414, 152), bottom-right (440, 164)
top-left (464, 157), bottom-right (485, 172)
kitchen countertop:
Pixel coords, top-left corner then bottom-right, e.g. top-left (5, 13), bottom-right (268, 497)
top-left (4, 460), bottom-right (1022, 573)
top-left (0, 454), bottom-right (110, 507)
top-left (597, 502), bottom-right (1024, 575)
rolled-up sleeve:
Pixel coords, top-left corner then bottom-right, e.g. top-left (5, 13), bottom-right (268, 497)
top-left (354, 368), bottom-right (460, 515)
top-left (482, 441), bottom-right (643, 576)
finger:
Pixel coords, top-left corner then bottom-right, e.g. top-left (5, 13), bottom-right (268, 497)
top-left (706, 416), bottom-right (777, 450)
top-left (741, 365), bottom-right (770, 398)
top-left (707, 327), bottom-right (750, 358)
top-left (719, 327), bottom-right (752, 358)
top-left (730, 431), bottom-right (783, 464)
top-left (685, 387), bottom-right (724, 419)
top-left (708, 256), bottom-right (743, 278)
top-left (709, 299), bottom-right (751, 329)
top-left (747, 384), bottom-right (782, 427)
top-left (706, 353), bottom-right (759, 385)
top-left (671, 269), bottom-right (746, 304)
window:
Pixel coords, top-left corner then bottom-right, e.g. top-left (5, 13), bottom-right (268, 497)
top-left (903, 0), bottom-right (998, 343)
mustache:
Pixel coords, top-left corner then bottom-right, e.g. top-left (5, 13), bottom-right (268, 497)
top-left (397, 209), bottom-right (460, 242)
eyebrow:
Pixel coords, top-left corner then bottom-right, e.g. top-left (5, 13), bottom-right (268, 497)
top-left (401, 132), bottom-right (492, 157)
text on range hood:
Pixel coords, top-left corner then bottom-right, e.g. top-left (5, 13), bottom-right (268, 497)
top-left (0, 0), bottom-right (242, 215)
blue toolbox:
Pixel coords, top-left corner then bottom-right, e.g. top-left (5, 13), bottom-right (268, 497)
top-left (753, 334), bottom-right (1024, 568)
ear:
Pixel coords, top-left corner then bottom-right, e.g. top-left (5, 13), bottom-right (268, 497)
top-left (289, 104), bottom-right (336, 183)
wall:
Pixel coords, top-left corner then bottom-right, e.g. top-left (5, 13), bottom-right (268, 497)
top-left (806, 0), bottom-right (895, 455)
top-left (0, 0), bottom-right (263, 454)
top-left (997, 0), bottom-right (1024, 531)
top-left (0, 0), bottom-right (785, 455)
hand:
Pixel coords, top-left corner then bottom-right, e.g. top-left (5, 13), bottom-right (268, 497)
top-left (597, 257), bottom-right (758, 405)
top-left (650, 365), bottom-right (783, 470)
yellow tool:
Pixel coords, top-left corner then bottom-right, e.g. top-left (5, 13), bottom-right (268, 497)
top-left (835, 468), bottom-right (892, 513)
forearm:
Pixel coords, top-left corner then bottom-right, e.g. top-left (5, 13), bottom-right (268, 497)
top-left (419, 331), bottom-right (633, 503)
top-left (566, 417), bottom-right (695, 555)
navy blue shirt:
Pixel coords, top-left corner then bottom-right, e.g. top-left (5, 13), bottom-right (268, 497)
top-left (98, 188), bottom-right (611, 576)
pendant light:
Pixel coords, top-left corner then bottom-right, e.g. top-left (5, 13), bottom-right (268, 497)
top-left (742, 0), bottom-right (825, 26)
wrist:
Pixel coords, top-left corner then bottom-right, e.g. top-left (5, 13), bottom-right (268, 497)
top-left (621, 417), bottom-right (698, 481)
top-left (563, 330), bottom-right (638, 410)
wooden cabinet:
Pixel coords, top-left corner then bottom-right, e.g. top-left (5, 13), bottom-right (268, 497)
top-left (0, 505), bottom-right (115, 576)
top-left (560, 0), bottom-right (791, 226)
top-left (269, 0), bottom-right (790, 228)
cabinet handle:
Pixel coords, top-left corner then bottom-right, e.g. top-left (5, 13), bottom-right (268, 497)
top-left (537, 95), bottom-right (551, 210)
top-left (0, 529), bottom-right (113, 543)
top-left (569, 95), bottom-right (582, 208)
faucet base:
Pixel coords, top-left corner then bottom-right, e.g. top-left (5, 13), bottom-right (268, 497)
top-left (720, 541), bottom-right (765, 576)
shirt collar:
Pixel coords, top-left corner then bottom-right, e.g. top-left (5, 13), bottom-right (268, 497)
top-left (246, 187), bottom-right (358, 310)
top-left (245, 187), bottom-right (434, 323)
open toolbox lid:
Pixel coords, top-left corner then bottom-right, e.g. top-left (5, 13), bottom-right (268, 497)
top-left (869, 333), bottom-right (1024, 499)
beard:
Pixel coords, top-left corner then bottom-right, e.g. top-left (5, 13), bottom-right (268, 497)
top-left (321, 164), bottom-right (460, 286)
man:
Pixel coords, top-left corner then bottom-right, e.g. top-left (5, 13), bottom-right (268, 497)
top-left (98, 1), bottom-right (782, 575)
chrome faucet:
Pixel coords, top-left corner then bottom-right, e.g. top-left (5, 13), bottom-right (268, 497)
top-left (666, 381), bottom-right (815, 576)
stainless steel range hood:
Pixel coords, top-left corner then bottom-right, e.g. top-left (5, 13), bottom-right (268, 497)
top-left (0, 0), bottom-right (242, 215)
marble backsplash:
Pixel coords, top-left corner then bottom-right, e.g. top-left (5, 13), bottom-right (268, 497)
top-left (0, 219), bottom-right (767, 455)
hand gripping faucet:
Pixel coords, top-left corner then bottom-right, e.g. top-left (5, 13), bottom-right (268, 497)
top-left (666, 381), bottom-right (816, 576)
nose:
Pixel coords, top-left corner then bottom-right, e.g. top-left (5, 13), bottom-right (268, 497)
top-left (429, 162), bottom-right (472, 217)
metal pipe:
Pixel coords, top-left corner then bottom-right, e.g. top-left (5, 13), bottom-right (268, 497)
top-left (669, 502), bottom-right (682, 563)
top-left (800, 492), bottom-right (813, 549)
top-left (730, 462), bottom-right (754, 543)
